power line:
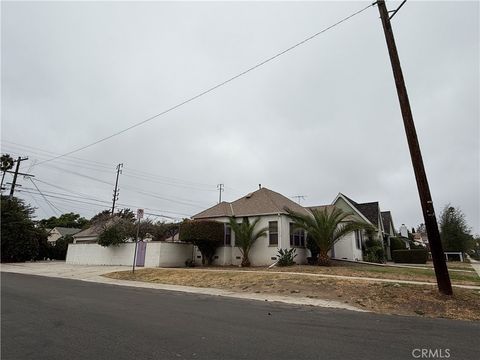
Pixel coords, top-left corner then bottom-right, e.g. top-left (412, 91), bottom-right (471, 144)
top-left (28, 178), bottom-right (61, 216)
top-left (3, 142), bottom-right (219, 190)
top-left (32, 3), bottom-right (375, 166)
top-left (20, 188), bottom-right (193, 217)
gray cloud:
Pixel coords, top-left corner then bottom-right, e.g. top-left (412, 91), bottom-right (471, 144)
top-left (2, 1), bottom-right (478, 233)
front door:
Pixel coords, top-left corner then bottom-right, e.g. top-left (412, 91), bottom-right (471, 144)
top-left (136, 241), bottom-right (146, 267)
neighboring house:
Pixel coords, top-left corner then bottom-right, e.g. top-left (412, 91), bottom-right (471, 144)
top-left (48, 227), bottom-right (81, 244)
top-left (381, 211), bottom-right (397, 260)
top-left (191, 187), bottom-right (312, 266)
top-left (412, 231), bottom-right (428, 249)
top-left (320, 193), bottom-right (385, 261)
top-left (72, 218), bottom-right (120, 244)
top-left (307, 203), bottom-right (361, 261)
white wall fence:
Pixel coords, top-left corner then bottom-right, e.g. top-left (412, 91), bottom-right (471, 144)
top-left (66, 242), bottom-right (193, 267)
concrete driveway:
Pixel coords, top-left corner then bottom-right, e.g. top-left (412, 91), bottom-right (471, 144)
top-left (0, 261), bottom-right (129, 281)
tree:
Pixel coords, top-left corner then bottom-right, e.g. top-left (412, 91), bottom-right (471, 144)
top-left (151, 222), bottom-right (180, 241)
top-left (1, 195), bottom-right (45, 262)
top-left (89, 208), bottom-right (135, 225)
top-left (97, 219), bottom-right (134, 247)
top-left (51, 234), bottom-right (74, 260)
top-left (439, 204), bottom-right (473, 253)
top-left (90, 210), bottom-right (112, 224)
top-left (38, 212), bottom-right (88, 229)
top-left (136, 219), bottom-right (156, 241)
top-left (1, 154), bottom-right (14, 190)
top-left (228, 217), bottom-right (268, 267)
top-left (179, 220), bottom-right (224, 265)
top-left (286, 207), bottom-right (372, 266)
top-left (416, 223), bottom-right (426, 233)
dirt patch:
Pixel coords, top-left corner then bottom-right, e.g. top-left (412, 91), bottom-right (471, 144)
top-left (104, 268), bottom-right (480, 321)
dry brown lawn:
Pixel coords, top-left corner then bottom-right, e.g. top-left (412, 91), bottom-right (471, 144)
top-left (202, 261), bottom-right (479, 286)
top-left (104, 268), bottom-right (480, 321)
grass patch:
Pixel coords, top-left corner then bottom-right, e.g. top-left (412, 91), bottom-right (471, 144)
top-left (104, 268), bottom-right (480, 321)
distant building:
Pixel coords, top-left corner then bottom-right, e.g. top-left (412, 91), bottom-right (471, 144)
top-left (399, 224), bottom-right (409, 238)
top-left (47, 227), bottom-right (82, 244)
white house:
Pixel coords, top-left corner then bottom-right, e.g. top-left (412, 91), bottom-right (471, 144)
top-left (191, 189), bottom-right (398, 265)
top-left (191, 187), bottom-right (312, 266)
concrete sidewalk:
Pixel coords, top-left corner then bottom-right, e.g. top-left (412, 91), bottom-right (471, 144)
top-left (0, 262), bottom-right (366, 313)
top-left (467, 256), bottom-right (480, 278)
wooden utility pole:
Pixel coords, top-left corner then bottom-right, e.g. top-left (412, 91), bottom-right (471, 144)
top-left (376, 0), bottom-right (452, 295)
top-left (9, 157), bottom-right (29, 198)
top-left (111, 163), bottom-right (123, 215)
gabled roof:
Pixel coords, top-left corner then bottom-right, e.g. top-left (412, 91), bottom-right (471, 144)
top-left (333, 193), bottom-right (381, 227)
top-left (192, 187), bottom-right (310, 219)
top-left (355, 202), bottom-right (380, 226)
top-left (307, 204), bottom-right (357, 222)
top-left (73, 217), bottom-right (118, 238)
top-left (52, 227), bottom-right (82, 236)
top-left (381, 211), bottom-right (395, 236)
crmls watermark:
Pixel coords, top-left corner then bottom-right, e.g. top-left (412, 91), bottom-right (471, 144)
top-left (412, 349), bottom-right (451, 358)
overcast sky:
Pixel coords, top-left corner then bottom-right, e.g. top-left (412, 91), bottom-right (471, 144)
top-left (2, 1), bottom-right (479, 233)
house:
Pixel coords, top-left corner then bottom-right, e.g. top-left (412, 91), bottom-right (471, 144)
top-left (191, 187), bottom-right (312, 266)
top-left (322, 193), bottom-right (386, 261)
top-left (47, 227), bottom-right (81, 244)
top-left (381, 211), bottom-right (397, 260)
top-left (72, 222), bottom-right (105, 244)
top-left (191, 188), bottom-right (397, 265)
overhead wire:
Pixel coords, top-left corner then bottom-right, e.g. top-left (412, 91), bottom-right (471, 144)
top-left (28, 178), bottom-right (61, 216)
top-left (31, 2), bottom-right (375, 166)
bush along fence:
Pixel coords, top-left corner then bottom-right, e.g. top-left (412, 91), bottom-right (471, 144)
top-left (392, 249), bottom-right (428, 264)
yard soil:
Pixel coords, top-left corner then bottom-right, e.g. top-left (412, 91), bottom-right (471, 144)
top-left (104, 267), bottom-right (480, 321)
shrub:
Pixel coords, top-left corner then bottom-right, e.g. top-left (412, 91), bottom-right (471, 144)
top-left (98, 219), bottom-right (134, 247)
top-left (392, 249), bottom-right (428, 264)
top-left (363, 239), bottom-right (385, 263)
top-left (179, 220), bottom-right (224, 265)
top-left (277, 248), bottom-right (297, 267)
top-left (390, 237), bottom-right (408, 251)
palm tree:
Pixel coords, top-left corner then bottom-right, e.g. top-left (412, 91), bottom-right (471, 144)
top-left (285, 206), bottom-right (372, 266)
top-left (229, 217), bottom-right (268, 267)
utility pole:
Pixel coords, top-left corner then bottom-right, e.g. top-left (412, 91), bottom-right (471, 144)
top-left (9, 157), bottom-right (29, 198)
top-left (217, 183), bottom-right (224, 203)
top-left (376, 0), bottom-right (452, 295)
top-left (111, 163), bottom-right (123, 216)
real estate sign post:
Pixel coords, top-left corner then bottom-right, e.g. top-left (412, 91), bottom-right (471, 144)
top-left (132, 208), bottom-right (144, 273)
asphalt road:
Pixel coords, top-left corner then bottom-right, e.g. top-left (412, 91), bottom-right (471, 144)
top-left (2, 273), bottom-right (478, 360)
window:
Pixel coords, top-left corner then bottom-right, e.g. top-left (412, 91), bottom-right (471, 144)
top-left (290, 223), bottom-right (305, 247)
top-left (354, 230), bottom-right (363, 249)
top-left (269, 221), bottom-right (278, 245)
top-left (224, 225), bottom-right (231, 246)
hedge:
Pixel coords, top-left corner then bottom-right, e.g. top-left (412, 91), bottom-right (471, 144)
top-left (390, 237), bottom-right (408, 251)
top-left (392, 249), bottom-right (428, 264)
